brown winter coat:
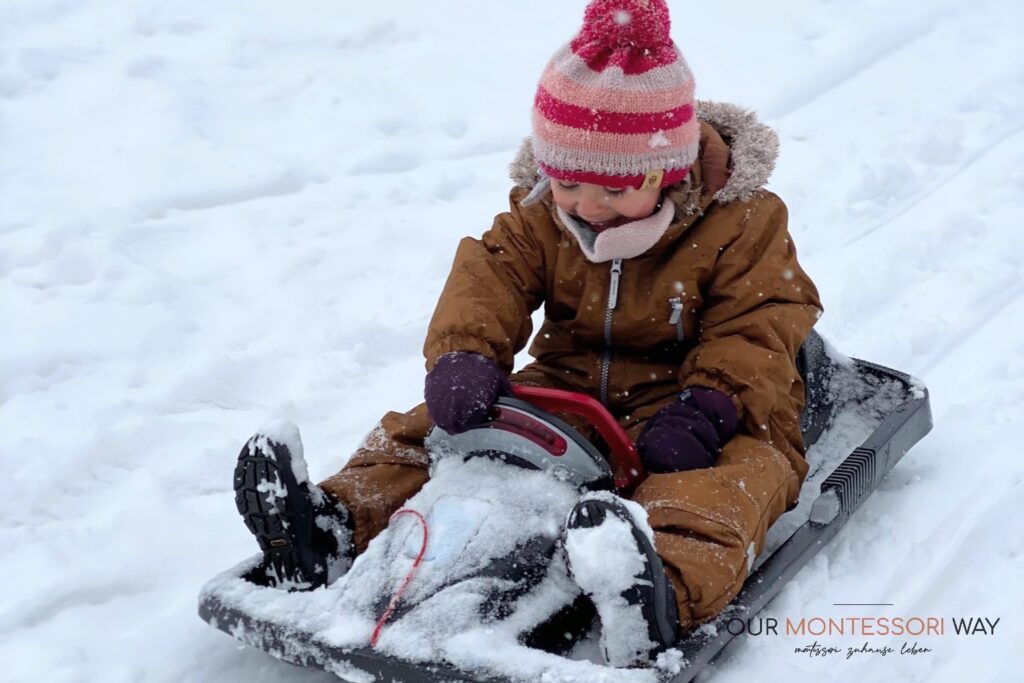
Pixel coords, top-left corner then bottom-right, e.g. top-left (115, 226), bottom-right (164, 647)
top-left (321, 101), bottom-right (823, 632)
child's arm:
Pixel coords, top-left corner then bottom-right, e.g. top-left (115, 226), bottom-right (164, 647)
top-left (680, 192), bottom-right (822, 452)
top-left (423, 189), bottom-right (548, 373)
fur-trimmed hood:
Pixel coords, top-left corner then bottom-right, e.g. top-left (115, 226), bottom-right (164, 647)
top-left (509, 100), bottom-right (779, 205)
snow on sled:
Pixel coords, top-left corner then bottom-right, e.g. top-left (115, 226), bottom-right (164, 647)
top-left (198, 331), bottom-right (932, 682)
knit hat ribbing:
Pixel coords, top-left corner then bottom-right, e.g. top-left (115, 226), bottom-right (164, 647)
top-left (531, 0), bottom-right (698, 190)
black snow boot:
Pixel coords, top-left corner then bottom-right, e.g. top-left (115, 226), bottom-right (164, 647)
top-left (234, 425), bottom-right (353, 590)
top-left (563, 493), bottom-right (679, 667)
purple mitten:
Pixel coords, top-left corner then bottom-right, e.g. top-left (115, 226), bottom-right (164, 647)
top-left (424, 352), bottom-right (512, 434)
top-left (635, 387), bottom-right (738, 473)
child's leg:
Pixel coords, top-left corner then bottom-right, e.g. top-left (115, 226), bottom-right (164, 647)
top-left (318, 403), bottom-right (433, 554)
top-left (628, 434), bottom-right (801, 632)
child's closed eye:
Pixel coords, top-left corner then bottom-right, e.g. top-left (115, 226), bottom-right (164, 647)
top-left (555, 182), bottom-right (625, 196)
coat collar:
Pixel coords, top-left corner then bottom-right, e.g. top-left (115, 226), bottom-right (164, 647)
top-left (555, 198), bottom-right (677, 263)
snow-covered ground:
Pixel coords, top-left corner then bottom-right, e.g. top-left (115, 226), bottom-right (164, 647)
top-left (2, 0), bottom-right (1022, 681)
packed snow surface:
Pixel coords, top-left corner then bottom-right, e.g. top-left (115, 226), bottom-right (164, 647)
top-left (3, 1), bottom-right (1023, 682)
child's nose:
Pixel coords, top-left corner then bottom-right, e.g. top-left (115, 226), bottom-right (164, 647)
top-left (577, 195), bottom-right (605, 217)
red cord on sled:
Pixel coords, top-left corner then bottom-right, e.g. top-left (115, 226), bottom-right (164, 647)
top-left (369, 508), bottom-right (428, 648)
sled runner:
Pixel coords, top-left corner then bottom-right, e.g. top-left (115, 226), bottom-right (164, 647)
top-left (198, 331), bottom-right (932, 682)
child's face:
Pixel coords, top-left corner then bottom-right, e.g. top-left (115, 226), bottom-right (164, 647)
top-left (550, 180), bottom-right (662, 231)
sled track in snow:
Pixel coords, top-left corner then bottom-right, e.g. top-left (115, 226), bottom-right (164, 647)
top-left (767, 3), bottom-right (958, 119)
top-left (836, 124), bottom-right (1024, 250)
top-left (916, 279), bottom-right (1024, 375)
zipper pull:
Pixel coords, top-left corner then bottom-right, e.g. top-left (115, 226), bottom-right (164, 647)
top-left (607, 258), bottom-right (622, 310)
top-left (669, 298), bottom-right (683, 325)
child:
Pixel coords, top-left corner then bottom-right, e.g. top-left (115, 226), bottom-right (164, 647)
top-left (233, 0), bottom-right (822, 668)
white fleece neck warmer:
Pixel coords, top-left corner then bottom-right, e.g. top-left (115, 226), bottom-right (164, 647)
top-left (556, 200), bottom-right (676, 263)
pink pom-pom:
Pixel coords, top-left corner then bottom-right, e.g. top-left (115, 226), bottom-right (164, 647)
top-left (578, 0), bottom-right (671, 50)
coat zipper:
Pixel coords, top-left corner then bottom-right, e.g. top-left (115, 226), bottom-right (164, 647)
top-left (669, 297), bottom-right (685, 342)
top-left (600, 258), bottom-right (623, 405)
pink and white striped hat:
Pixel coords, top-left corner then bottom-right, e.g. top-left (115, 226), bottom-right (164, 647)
top-left (532, 0), bottom-right (698, 191)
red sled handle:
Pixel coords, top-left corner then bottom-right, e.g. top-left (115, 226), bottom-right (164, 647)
top-left (510, 385), bottom-right (646, 491)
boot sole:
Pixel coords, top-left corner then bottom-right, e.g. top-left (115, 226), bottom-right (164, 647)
top-left (234, 436), bottom-right (319, 584)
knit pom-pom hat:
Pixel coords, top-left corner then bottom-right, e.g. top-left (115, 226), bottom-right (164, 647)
top-left (531, 0), bottom-right (698, 191)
